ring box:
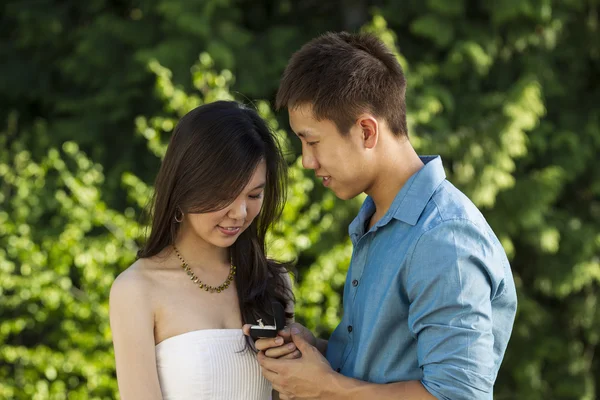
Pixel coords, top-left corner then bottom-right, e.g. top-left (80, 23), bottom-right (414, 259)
top-left (249, 302), bottom-right (286, 339)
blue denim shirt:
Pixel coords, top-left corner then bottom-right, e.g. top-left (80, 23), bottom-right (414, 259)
top-left (326, 156), bottom-right (517, 400)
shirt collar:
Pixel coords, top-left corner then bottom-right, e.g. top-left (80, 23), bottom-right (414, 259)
top-left (349, 156), bottom-right (446, 242)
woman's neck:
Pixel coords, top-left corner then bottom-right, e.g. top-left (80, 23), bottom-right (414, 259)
top-left (173, 228), bottom-right (230, 270)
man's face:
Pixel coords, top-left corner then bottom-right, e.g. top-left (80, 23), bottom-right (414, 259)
top-left (289, 104), bottom-right (372, 200)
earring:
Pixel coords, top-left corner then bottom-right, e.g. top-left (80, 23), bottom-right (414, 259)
top-left (174, 206), bottom-right (184, 223)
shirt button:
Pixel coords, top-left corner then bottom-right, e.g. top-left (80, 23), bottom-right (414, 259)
top-left (352, 279), bottom-right (358, 287)
top-left (347, 325), bottom-right (353, 333)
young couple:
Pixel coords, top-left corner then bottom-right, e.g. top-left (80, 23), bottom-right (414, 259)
top-left (110, 32), bottom-right (517, 400)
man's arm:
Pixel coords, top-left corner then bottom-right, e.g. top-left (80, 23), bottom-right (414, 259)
top-left (323, 374), bottom-right (435, 400)
top-left (258, 335), bottom-right (436, 400)
top-left (405, 219), bottom-right (508, 399)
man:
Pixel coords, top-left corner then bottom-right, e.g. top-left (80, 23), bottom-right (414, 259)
top-left (243, 31), bottom-right (517, 400)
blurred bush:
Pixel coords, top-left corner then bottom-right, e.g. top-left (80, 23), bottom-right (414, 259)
top-left (1, 1), bottom-right (599, 398)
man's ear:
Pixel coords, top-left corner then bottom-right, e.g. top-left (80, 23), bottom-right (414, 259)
top-left (357, 115), bottom-right (378, 149)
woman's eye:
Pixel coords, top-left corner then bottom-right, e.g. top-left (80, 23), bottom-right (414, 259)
top-left (249, 193), bottom-right (263, 199)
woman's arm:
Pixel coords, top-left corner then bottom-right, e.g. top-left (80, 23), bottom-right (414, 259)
top-left (109, 269), bottom-right (163, 400)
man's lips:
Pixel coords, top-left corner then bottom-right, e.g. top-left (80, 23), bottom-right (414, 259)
top-left (317, 175), bottom-right (331, 187)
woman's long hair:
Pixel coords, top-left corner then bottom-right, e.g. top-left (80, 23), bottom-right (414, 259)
top-left (138, 100), bottom-right (293, 326)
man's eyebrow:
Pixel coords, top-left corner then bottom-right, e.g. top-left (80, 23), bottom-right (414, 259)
top-left (296, 130), bottom-right (312, 138)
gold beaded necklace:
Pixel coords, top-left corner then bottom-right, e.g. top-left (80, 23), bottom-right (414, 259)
top-left (173, 245), bottom-right (236, 293)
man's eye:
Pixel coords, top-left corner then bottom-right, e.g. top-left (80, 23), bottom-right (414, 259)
top-left (307, 141), bottom-right (318, 146)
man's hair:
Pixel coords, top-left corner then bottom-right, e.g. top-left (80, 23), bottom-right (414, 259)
top-left (276, 31), bottom-right (408, 137)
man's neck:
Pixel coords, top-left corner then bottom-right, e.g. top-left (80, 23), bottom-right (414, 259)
top-left (365, 140), bottom-right (424, 227)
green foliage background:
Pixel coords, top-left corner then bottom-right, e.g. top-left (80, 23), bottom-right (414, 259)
top-left (1, 0), bottom-right (599, 398)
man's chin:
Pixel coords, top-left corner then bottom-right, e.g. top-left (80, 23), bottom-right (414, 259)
top-left (331, 187), bottom-right (362, 201)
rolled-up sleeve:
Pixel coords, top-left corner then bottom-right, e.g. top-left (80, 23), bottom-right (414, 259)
top-left (406, 219), bottom-right (501, 400)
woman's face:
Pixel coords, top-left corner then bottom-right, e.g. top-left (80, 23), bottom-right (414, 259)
top-left (181, 160), bottom-right (267, 248)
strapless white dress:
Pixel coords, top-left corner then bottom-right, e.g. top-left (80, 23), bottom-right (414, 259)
top-left (156, 329), bottom-right (272, 400)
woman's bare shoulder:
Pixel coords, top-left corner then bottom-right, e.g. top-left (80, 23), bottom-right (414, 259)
top-left (110, 257), bottom-right (164, 308)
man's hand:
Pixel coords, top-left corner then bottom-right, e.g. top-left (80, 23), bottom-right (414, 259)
top-left (258, 328), bottom-right (335, 400)
top-left (242, 322), bottom-right (318, 359)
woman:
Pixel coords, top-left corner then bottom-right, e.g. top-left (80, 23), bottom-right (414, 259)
top-left (109, 101), bottom-right (296, 400)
